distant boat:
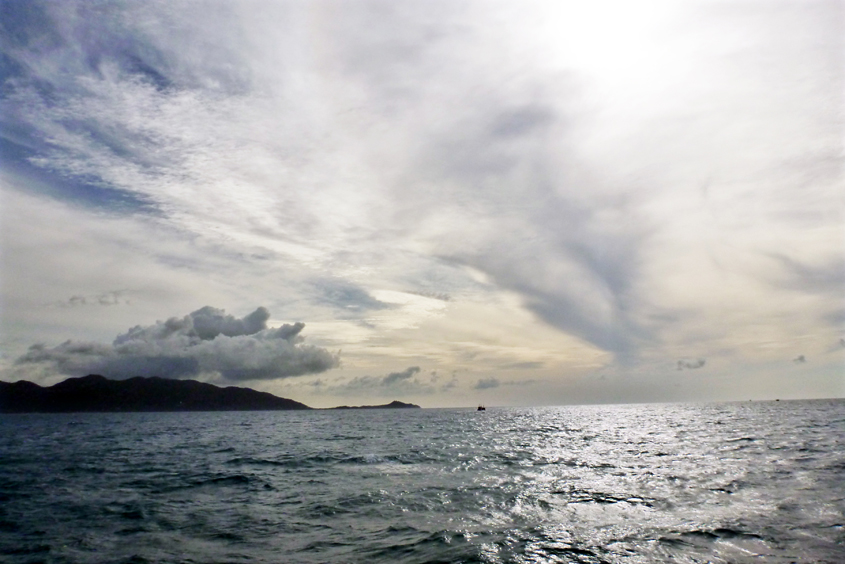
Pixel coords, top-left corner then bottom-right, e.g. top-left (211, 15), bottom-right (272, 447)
top-left (477, 405), bottom-right (486, 411)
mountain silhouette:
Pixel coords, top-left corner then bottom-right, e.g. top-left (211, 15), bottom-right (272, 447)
top-left (0, 375), bottom-right (420, 412)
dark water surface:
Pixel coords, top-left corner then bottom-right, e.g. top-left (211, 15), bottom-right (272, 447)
top-left (1, 400), bottom-right (843, 563)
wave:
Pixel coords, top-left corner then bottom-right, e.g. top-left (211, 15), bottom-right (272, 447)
top-left (225, 452), bottom-right (439, 469)
top-left (0, 544), bottom-right (51, 556)
top-left (551, 487), bottom-right (656, 507)
top-left (2, 401), bottom-right (843, 564)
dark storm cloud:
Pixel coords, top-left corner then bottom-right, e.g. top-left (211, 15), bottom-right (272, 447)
top-left (677, 359), bottom-right (706, 371)
top-left (14, 306), bottom-right (339, 381)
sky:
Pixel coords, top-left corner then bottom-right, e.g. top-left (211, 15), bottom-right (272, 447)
top-left (0, 0), bottom-right (842, 408)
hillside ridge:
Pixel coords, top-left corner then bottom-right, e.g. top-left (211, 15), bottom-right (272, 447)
top-left (0, 375), bottom-right (420, 412)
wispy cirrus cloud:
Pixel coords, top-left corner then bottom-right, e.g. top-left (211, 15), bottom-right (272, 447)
top-left (1, 0), bottom-right (842, 404)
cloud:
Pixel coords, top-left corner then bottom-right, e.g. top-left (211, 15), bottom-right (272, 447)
top-left (771, 255), bottom-right (845, 328)
top-left (307, 366), bottom-right (452, 398)
top-left (13, 306), bottom-right (339, 381)
top-left (174, 305), bottom-right (269, 340)
top-left (382, 366), bottom-right (421, 385)
top-left (344, 366), bottom-right (424, 390)
top-left (59, 291), bottom-right (131, 308)
top-left (474, 377), bottom-right (500, 390)
top-left (677, 358), bottom-right (706, 371)
top-left (314, 279), bottom-right (391, 313)
top-left (473, 376), bottom-right (537, 390)
top-left (501, 361), bottom-right (544, 370)
top-left (406, 290), bottom-right (451, 302)
top-left (409, 90), bottom-right (652, 364)
top-left (1, 0), bottom-right (842, 405)
top-left (775, 255), bottom-right (845, 295)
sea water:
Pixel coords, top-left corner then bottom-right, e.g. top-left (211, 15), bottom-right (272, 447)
top-left (1, 400), bottom-right (843, 563)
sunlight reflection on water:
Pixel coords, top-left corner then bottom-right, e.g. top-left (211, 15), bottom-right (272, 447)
top-left (1, 400), bottom-right (843, 563)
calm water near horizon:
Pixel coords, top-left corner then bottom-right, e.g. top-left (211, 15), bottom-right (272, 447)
top-left (1, 399), bottom-right (843, 563)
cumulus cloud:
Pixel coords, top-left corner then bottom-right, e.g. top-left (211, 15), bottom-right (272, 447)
top-left (114, 305), bottom-right (271, 343)
top-left (677, 358), bottom-right (706, 371)
top-left (13, 306), bottom-right (339, 381)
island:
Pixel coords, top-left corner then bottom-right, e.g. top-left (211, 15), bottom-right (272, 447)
top-left (0, 374), bottom-right (421, 413)
top-left (329, 400), bottom-right (420, 410)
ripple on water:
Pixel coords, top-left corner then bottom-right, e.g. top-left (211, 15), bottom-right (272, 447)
top-left (0, 401), bottom-right (843, 563)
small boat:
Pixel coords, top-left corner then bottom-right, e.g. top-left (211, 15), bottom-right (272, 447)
top-left (477, 405), bottom-right (486, 411)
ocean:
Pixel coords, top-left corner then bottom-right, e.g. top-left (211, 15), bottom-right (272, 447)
top-left (1, 400), bottom-right (843, 563)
